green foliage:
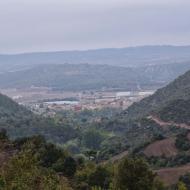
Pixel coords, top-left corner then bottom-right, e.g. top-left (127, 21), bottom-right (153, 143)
top-left (0, 129), bottom-right (8, 141)
top-left (0, 148), bottom-right (67, 190)
top-left (83, 129), bottom-right (104, 150)
top-left (0, 93), bottom-right (78, 144)
top-left (175, 132), bottom-right (190, 151)
top-left (146, 153), bottom-right (190, 168)
top-left (0, 131), bottom-right (170, 190)
top-left (177, 181), bottom-right (188, 190)
top-left (53, 156), bottom-right (77, 177)
top-left (119, 69), bottom-right (190, 122)
top-left (179, 173), bottom-right (190, 189)
top-left (13, 135), bottom-right (77, 178)
top-left (0, 176), bottom-right (5, 189)
top-left (91, 186), bottom-right (105, 190)
top-left (88, 166), bottom-right (111, 189)
top-left (75, 162), bottom-right (96, 183)
top-left (38, 143), bottom-right (63, 167)
top-left (113, 157), bottom-right (164, 190)
top-left (158, 99), bottom-right (190, 125)
top-left (75, 162), bottom-right (113, 190)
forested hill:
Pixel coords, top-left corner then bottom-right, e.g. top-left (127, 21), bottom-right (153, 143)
top-left (0, 62), bottom-right (190, 90)
top-left (122, 69), bottom-right (190, 121)
top-left (90, 68), bottom-right (190, 161)
top-left (0, 93), bottom-right (77, 142)
top-left (0, 93), bottom-right (28, 114)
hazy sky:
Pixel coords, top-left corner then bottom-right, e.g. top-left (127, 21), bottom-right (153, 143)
top-left (0, 0), bottom-right (190, 53)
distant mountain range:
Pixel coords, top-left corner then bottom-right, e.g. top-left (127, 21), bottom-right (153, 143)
top-left (0, 45), bottom-right (190, 90)
top-left (1, 46), bottom-right (190, 71)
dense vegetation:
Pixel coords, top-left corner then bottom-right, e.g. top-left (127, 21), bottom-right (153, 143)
top-left (157, 99), bottom-right (190, 125)
top-left (0, 93), bottom-right (78, 143)
top-left (0, 130), bottom-right (168, 190)
top-left (0, 64), bottom-right (159, 90)
top-left (175, 132), bottom-right (190, 151)
top-left (0, 93), bottom-right (127, 160)
top-left (116, 68), bottom-right (190, 121)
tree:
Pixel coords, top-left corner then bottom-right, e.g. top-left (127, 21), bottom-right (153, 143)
top-left (63, 157), bottom-right (77, 177)
top-left (53, 156), bottom-right (77, 177)
top-left (177, 181), bottom-right (188, 190)
top-left (38, 143), bottom-right (63, 167)
top-left (88, 166), bottom-right (111, 189)
top-left (83, 129), bottom-right (103, 150)
top-left (0, 128), bottom-right (8, 140)
top-left (0, 148), bottom-right (67, 190)
top-left (113, 157), bottom-right (164, 190)
top-left (0, 176), bottom-right (5, 189)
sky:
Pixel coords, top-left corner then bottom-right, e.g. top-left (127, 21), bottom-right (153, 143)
top-left (0, 0), bottom-right (190, 53)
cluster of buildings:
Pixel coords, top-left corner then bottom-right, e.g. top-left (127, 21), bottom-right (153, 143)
top-left (28, 90), bottom-right (154, 114)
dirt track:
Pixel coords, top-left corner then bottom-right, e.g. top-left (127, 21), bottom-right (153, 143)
top-left (148, 115), bottom-right (190, 129)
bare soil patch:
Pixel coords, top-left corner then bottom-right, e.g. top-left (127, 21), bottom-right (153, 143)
top-left (156, 164), bottom-right (190, 185)
top-left (144, 138), bottom-right (178, 158)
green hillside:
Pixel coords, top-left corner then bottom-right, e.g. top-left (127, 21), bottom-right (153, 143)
top-left (0, 93), bottom-right (77, 143)
top-left (157, 99), bottom-right (190, 125)
top-left (99, 69), bottom-right (190, 153)
top-left (123, 69), bottom-right (190, 121)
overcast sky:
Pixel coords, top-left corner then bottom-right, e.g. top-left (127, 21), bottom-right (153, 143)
top-left (0, 0), bottom-right (190, 53)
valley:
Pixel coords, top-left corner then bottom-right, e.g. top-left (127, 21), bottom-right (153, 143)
top-left (1, 0), bottom-right (190, 188)
top-left (0, 47), bottom-right (190, 189)
top-left (0, 88), bottom-right (154, 115)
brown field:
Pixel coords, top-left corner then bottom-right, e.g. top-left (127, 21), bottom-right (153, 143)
top-left (156, 164), bottom-right (190, 185)
top-left (144, 138), bottom-right (178, 158)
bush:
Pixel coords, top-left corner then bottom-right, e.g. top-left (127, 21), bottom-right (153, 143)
top-left (113, 157), bottom-right (165, 190)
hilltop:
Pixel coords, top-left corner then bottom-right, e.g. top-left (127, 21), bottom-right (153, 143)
top-left (1, 46), bottom-right (190, 70)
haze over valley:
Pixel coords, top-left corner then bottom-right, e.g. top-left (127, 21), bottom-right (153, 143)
top-left (1, 0), bottom-right (190, 189)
